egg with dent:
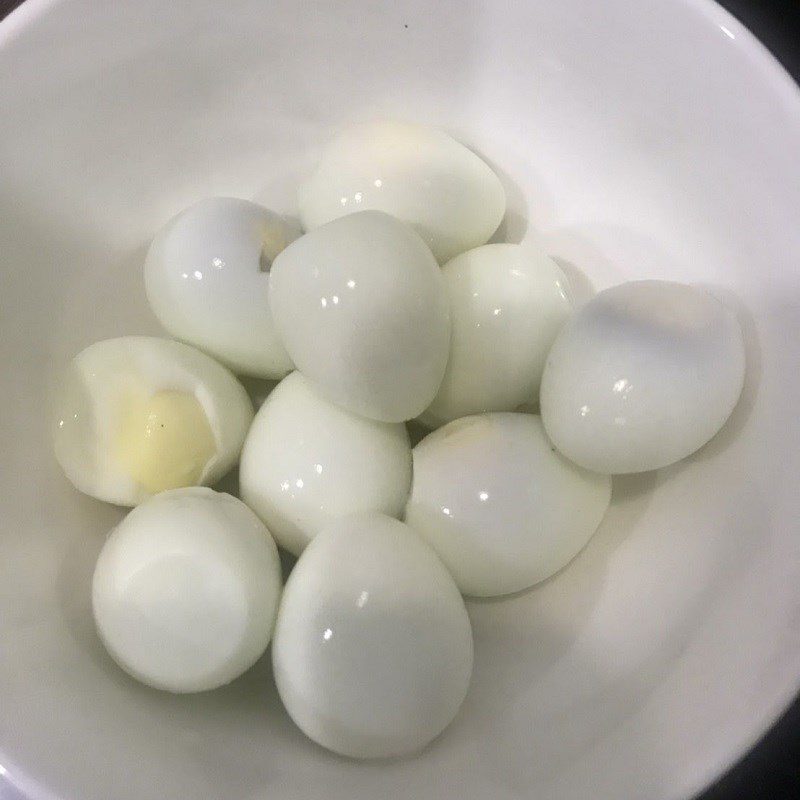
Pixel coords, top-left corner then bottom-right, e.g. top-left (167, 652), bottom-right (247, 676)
top-left (272, 513), bottom-right (473, 758)
top-left (144, 197), bottom-right (295, 378)
top-left (421, 243), bottom-right (572, 427)
top-left (52, 336), bottom-right (253, 506)
top-left (539, 280), bottom-right (746, 474)
top-left (239, 372), bottom-right (412, 556)
top-left (269, 210), bottom-right (450, 422)
top-left (92, 488), bottom-right (281, 693)
top-left (299, 120), bottom-right (506, 263)
top-left (404, 413), bottom-right (612, 597)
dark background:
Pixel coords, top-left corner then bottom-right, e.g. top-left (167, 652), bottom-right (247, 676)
top-left (0, 0), bottom-right (798, 797)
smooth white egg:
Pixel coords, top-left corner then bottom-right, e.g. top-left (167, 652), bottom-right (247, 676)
top-left (272, 513), bottom-right (473, 758)
top-left (52, 336), bottom-right (253, 506)
top-left (268, 210), bottom-right (450, 422)
top-left (539, 280), bottom-right (746, 474)
top-left (144, 197), bottom-right (295, 378)
top-left (299, 120), bottom-right (506, 263)
top-left (404, 413), bottom-right (611, 597)
top-left (92, 488), bottom-right (281, 693)
top-left (421, 243), bottom-right (572, 427)
top-left (239, 372), bottom-right (412, 555)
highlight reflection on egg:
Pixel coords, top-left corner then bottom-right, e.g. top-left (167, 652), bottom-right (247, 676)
top-left (52, 336), bottom-right (253, 506)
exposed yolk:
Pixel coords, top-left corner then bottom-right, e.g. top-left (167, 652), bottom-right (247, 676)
top-left (115, 390), bottom-right (216, 494)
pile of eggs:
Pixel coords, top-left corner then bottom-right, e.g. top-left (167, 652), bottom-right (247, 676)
top-left (52, 120), bottom-right (746, 759)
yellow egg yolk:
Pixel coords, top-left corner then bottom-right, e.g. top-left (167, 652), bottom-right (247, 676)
top-left (115, 390), bottom-right (216, 494)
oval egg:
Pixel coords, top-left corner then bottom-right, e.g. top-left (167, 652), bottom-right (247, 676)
top-left (92, 487), bottom-right (282, 693)
top-left (239, 372), bottom-right (412, 555)
top-left (404, 413), bottom-right (612, 597)
top-left (422, 243), bottom-right (572, 427)
top-left (299, 120), bottom-right (506, 263)
top-left (269, 210), bottom-right (450, 422)
top-left (144, 197), bottom-right (295, 378)
top-left (539, 280), bottom-right (746, 473)
top-left (52, 336), bottom-right (253, 506)
top-left (272, 513), bottom-right (473, 758)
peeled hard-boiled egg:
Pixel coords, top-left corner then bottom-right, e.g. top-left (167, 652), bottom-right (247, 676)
top-left (92, 488), bottom-right (281, 693)
top-left (52, 336), bottom-right (253, 506)
top-left (299, 120), bottom-right (506, 263)
top-left (269, 210), bottom-right (450, 422)
top-left (539, 280), bottom-right (746, 474)
top-left (272, 513), bottom-right (473, 758)
top-left (239, 372), bottom-right (412, 555)
top-left (144, 197), bottom-right (295, 378)
top-left (422, 243), bottom-right (572, 427)
top-left (404, 413), bottom-right (612, 597)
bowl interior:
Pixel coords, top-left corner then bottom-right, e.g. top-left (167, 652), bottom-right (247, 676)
top-left (1, 1), bottom-right (799, 799)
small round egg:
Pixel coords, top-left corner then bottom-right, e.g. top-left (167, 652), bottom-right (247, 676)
top-left (239, 372), bottom-right (412, 555)
top-left (144, 197), bottom-right (295, 378)
top-left (539, 280), bottom-right (746, 474)
top-left (422, 243), bottom-right (572, 427)
top-left (268, 210), bottom-right (450, 422)
top-left (272, 513), bottom-right (473, 758)
top-left (92, 488), bottom-right (281, 693)
top-left (299, 120), bottom-right (506, 263)
top-left (52, 336), bottom-right (253, 506)
top-left (404, 413), bottom-right (612, 597)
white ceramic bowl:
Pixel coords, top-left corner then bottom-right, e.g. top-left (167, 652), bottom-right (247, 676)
top-left (0, 1), bottom-right (798, 799)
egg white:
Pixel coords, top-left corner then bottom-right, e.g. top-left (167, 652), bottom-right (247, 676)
top-left (145, 197), bottom-right (295, 378)
top-left (272, 513), bottom-right (472, 758)
top-left (52, 336), bottom-right (253, 506)
top-left (422, 243), bottom-right (572, 427)
top-left (239, 372), bottom-right (412, 555)
top-left (92, 487), bottom-right (281, 692)
top-left (404, 413), bottom-right (612, 597)
top-left (299, 120), bottom-right (506, 263)
top-left (269, 211), bottom-right (450, 422)
top-left (539, 280), bottom-right (746, 473)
